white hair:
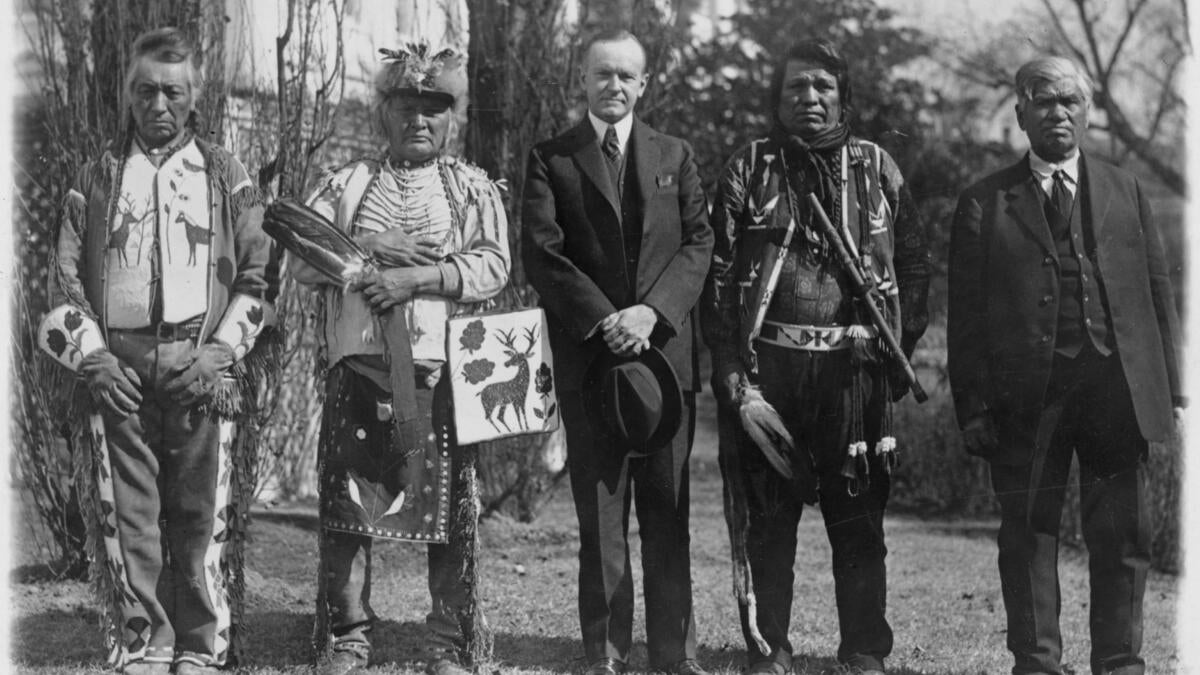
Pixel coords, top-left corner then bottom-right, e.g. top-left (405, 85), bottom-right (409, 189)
top-left (1014, 56), bottom-right (1093, 105)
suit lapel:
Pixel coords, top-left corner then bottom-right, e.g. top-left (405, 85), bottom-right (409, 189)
top-left (632, 118), bottom-right (659, 212)
top-left (1081, 154), bottom-right (1112, 239)
top-left (571, 121), bottom-right (621, 216)
top-left (1003, 158), bottom-right (1055, 258)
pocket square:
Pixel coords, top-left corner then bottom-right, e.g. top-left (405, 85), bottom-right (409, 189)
top-left (656, 173), bottom-right (677, 188)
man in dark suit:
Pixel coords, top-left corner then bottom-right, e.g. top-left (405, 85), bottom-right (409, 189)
top-left (948, 56), bottom-right (1182, 675)
top-left (522, 29), bottom-right (714, 675)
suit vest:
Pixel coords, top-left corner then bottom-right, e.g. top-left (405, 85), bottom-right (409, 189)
top-left (1048, 177), bottom-right (1112, 357)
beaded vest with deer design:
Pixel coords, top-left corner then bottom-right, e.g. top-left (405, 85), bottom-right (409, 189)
top-left (105, 139), bottom-right (212, 327)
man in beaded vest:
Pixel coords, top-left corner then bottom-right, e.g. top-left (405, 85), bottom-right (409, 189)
top-left (289, 42), bottom-right (510, 675)
top-left (37, 28), bottom-right (279, 675)
top-left (948, 56), bottom-right (1182, 675)
top-left (700, 39), bottom-right (929, 675)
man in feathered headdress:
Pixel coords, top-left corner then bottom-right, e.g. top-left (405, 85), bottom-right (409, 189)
top-left (289, 40), bottom-right (510, 675)
top-left (37, 27), bottom-right (279, 675)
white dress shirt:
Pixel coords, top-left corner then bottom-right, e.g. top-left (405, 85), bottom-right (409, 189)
top-left (588, 111), bottom-right (633, 157)
top-left (1029, 148), bottom-right (1080, 201)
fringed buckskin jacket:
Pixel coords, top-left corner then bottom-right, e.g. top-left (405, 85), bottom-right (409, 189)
top-left (38, 137), bottom-right (278, 665)
top-left (44, 138), bottom-right (280, 411)
top-left (297, 154), bottom-right (510, 543)
top-left (702, 136), bottom-right (930, 385)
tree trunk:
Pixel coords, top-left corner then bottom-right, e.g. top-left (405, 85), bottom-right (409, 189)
top-left (465, 0), bottom-right (576, 521)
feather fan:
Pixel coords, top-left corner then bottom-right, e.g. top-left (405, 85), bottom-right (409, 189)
top-left (263, 199), bottom-right (376, 285)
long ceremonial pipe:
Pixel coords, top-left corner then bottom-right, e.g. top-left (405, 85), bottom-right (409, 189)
top-left (806, 192), bottom-right (928, 403)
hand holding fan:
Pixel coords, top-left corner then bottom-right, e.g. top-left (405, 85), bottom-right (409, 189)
top-left (263, 199), bottom-right (377, 286)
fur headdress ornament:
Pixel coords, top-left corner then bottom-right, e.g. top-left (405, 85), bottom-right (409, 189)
top-left (375, 41), bottom-right (467, 111)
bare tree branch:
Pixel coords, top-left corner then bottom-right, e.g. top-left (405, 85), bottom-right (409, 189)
top-left (1103, 0), bottom-right (1151, 77)
top-left (1103, 102), bottom-right (1184, 193)
top-left (1041, 0), bottom-right (1090, 65)
top-left (261, 0), bottom-right (297, 191)
top-left (1070, 0), bottom-right (1106, 81)
top-left (1141, 53), bottom-right (1183, 148)
top-left (1179, 0), bottom-right (1191, 48)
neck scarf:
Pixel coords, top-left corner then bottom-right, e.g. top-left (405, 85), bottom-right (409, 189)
top-left (770, 121), bottom-right (849, 212)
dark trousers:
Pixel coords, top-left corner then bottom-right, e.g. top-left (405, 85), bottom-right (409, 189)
top-left (319, 368), bottom-right (473, 660)
top-left (990, 347), bottom-right (1150, 675)
top-left (562, 390), bottom-right (698, 668)
top-left (321, 530), bottom-right (471, 657)
top-left (104, 330), bottom-right (228, 667)
top-left (738, 345), bottom-right (892, 671)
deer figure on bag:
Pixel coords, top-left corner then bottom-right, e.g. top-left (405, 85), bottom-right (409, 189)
top-left (479, 326), bottom-right (538, 432)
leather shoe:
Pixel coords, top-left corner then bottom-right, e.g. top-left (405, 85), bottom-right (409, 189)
top-left (585, 657), bottom-right (627, 675)
top-left (317, 649), bottom-right (368, 675)
top-left (662, 658), bottom-right (709, 675)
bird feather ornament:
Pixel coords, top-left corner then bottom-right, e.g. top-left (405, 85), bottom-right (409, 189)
top-left (263, 199), bottom-right (376, 286)
top-left (738, 386), bottom-right (796, 480)
top-left (377, 43), bottom-right (463, 93)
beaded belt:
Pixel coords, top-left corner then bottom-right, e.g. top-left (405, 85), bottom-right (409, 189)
top-left (755, 320), bottom-right (877, 352)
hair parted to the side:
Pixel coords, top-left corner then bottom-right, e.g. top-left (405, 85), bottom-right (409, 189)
top-left (770, 39), bottom-right (852, 122)
top-left (1014, 56), bottom-right (1094, 106)
top-left (123, 27), bottom-right (203, 102)
top-left (580, 28), bottom-right (649, 68)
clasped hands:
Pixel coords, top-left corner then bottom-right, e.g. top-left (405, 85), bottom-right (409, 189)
top-left (351, 229), bottom-right (442, 314)
top-left (600, 304), bottom-right (658, 357)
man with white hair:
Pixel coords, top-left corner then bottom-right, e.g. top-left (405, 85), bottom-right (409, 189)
top-left (37, 26), bottom-right (278, 675)
top-left (948, 56), bottom-right (1182, 675)
top-left (290, 41), bottom-right (510, 675)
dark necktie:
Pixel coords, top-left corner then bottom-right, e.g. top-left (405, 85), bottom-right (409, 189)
top-left (1043, 169), bottom-right (1072, 241)
top-left (602, 125), bottom-right (621, 164)
top-left (1050, 170), bottom-right (1072, 218)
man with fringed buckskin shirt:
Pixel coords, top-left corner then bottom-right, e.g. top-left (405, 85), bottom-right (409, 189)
top-left (522, 28), bottom-right (714, 675)
top-left (290, 41), bottom-right (509, 675)
top-left (701, 39), bottom-right (930, 675)
top-left (36, 27), bottom-right (279, 675)
top-left (948, 56), bottom-right (1183, 675)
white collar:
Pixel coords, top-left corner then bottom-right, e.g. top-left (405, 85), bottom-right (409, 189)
top-left (588, 111), bottom-right (633, 155)
top-left (1028, 149), bottom-right (1080, 186)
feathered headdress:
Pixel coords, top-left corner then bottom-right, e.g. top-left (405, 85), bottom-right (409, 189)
top-left (375, 40), bottom-right (467, 110)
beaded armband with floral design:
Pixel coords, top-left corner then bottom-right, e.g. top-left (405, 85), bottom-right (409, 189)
top-left (210, 294), bottom-right (277, 361)
top-left (38, 305), bottom-right (105, 371)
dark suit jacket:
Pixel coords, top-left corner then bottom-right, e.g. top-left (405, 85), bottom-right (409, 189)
top-left (522, 117), bottom-right (714, 393)
top-left (947, 153), bottom-right (1181, 464)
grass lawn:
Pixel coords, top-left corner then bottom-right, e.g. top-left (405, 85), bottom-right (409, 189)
top-left (9, 392), bottom-right (1180, 673)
